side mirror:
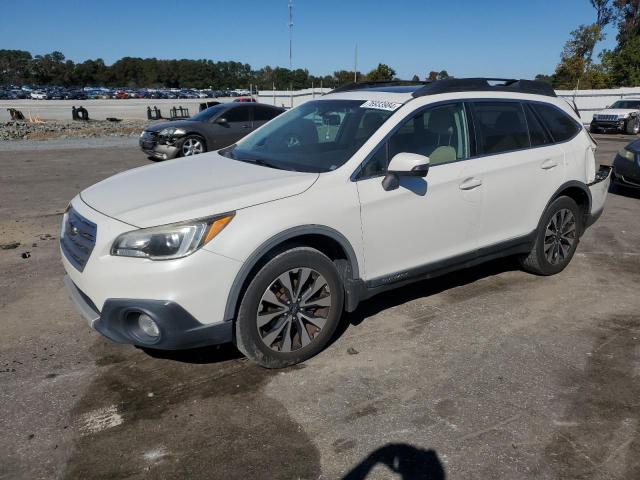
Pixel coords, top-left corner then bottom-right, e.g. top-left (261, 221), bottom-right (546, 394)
top-left (216, 117), bottom-right (228, 125)
top-left (382, 153), bottom-right (430, 191)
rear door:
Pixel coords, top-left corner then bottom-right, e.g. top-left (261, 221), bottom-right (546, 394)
top-left (252, 105), bottom-right (282, 130)
top-left (470, 101), bottom-right (566, 248)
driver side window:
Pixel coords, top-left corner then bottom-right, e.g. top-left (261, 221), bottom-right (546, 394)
top-left (359, 103), bottom-right (470, 179)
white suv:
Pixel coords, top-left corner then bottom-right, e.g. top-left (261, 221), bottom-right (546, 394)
top-left (61, 78), bottom-right (611, 368)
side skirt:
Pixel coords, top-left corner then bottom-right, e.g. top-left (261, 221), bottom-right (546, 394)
top-left (346, 232), bottom-right (535, 309)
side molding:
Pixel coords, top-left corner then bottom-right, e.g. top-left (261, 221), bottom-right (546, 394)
top-left (222, 225), bottom-right (361, 321)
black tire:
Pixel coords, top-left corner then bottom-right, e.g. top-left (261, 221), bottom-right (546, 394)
top-left (626, 117), bottom-right (640, 135)
top-left (234, 247), bottom-right (344, 368)
top-left (178, 135), bottom-right (206, 157)
top-left (519, 196), bottom-right (582, 276)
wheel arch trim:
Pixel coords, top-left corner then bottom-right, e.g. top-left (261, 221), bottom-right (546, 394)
top-left (222, 225), bottom-right (360, 322)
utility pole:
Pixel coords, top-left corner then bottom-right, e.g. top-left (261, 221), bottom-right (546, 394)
top-left (288, 0), bottom-right (294, 108)
top-left (354, 44), bottom-right (358, 83)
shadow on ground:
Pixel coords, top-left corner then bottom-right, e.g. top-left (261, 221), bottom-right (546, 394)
top-left (342, 443), bottom-right (445, 480)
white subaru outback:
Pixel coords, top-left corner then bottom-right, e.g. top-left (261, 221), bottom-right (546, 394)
top-left (61, 78), bottom-right (611, 368)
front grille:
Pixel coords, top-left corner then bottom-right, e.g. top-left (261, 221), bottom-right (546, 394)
top-left (61, 208), bottom-right (97, 272)
top-left (595, 115), bottom-right (618, 122)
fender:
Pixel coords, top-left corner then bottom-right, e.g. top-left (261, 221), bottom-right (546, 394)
top-left (540, 180), bottom-right (592, 234)
top-left (222, 225), bottom-right (361, 321)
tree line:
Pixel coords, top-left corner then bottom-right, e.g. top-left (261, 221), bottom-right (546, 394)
top-left (538, 0), bottom-right (640, 89)
top-left (0, 50), bottom-right (450, 90)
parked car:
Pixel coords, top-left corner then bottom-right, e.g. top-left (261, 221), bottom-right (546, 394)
top-left (233, 97), bottom-right (256, 103)
top-left (62, 78), bottom-right (611, 368)
top-left (612, 138), bottom-right (640, 188)
top-left (115, 91), bottom-right (129, 99)
top-left (139, 102), bottom-right (284, 160)
top-left (30, 90), bottom-right (48, 100)
top-left (590, 99), bottom-right (640, 134)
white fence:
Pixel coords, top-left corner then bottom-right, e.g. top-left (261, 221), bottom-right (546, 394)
top-left (556, 87), bottom-right (640, 124)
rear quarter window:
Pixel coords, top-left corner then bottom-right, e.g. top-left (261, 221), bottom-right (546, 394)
top-left (532, 103), bottom-right (581, 142)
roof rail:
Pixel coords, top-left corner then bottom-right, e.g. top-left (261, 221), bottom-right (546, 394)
top-left (411, 78), bottom-right (556, 98)
top-left (329, 80), bottom-right (426, 94)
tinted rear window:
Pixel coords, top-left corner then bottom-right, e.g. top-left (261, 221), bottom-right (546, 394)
top-left (524, 104), bottom-right (551, 147)
top-left (472, 102), bottom-right (529, 155)
top-left (254, 105), bottom-right (282, 121)
top-left (532, 103), bottom-right (580, 142)
top-left (224, 105), bottom-right (250, 122)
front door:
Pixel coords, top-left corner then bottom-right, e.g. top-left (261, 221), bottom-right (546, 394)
top-left (210, 104), bottom-right (252, 148)
top-left (356, 102), bottom-right (483, 281)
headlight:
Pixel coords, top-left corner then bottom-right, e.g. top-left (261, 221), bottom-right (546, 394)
top-left (619, 113), bottom-right (630, 119)
top-left (111, 213), bottom-right (234, 260)
top-left (618, 148), bottom-right (636, 161)
top-left (158, 127), bottom-right (186, 137)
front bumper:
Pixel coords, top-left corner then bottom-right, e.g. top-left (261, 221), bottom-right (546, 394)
top-left (139, 137), bottom-right (180, 160)
top-left (585, 165), bottom-right (612, 229)
top-left (61, 197), bottom-right (242, 350)
top-left (590, 119), bottom-right (626, 132)
top-left (63, 276), bottom-right (233, 349)
top-left (612, 154), bottom-right (640, 188)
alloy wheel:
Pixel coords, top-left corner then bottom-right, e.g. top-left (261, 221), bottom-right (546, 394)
top-left (182, 138), bottom-right (204, 156)
top-left (256, 267), bottom-right (331, 353)
top-left (544, 208), bottom-right (576, 265)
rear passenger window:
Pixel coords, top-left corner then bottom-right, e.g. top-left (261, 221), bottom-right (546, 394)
top-left (532, 103), bottom-right (580, 142)
top-left (224, 106), bottom-right (250, 123)
top-left (472, 102), bottom-right (529, 155)
top-left (253, 106), bottom-right (281, 121)
top-left (524, 104), bottom-right (551, 147)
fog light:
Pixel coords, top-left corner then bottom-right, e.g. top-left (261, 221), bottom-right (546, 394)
top-left (138, 313), bottom-right (160, 338)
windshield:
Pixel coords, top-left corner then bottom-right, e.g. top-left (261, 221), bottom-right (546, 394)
top-left (190, 104), bottom-right (228, 122)
top-left (611, 100), bottom-right (640, 109)
top-left (220, 100), bottom-right (397, 172)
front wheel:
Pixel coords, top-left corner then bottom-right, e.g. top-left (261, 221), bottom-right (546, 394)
top-left (234, 247), bottom-right (344, 368)
top-left (626, 118), bottom-right (640, 135)
top-left (519, 196), bottom-right (582, 276)
top-left (179, 135), bottom-right (206, 157)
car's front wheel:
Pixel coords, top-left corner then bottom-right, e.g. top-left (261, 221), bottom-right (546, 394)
top-left (179, 135), bottom-right (206, 157)
top-left (626, 117), bottom-right (640, 135)
top-left (234, 247), bottom-right (344, 368)
top-left (519, 196), bottom-right (582, 276)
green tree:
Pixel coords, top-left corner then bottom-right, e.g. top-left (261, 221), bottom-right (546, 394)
top-left (365, 63), bottom-right (396, 82)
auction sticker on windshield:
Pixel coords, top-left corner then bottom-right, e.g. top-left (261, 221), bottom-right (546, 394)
top-left (360, 100), bottom-right (403, 111)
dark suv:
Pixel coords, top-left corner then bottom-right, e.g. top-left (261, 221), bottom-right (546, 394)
top-left (140, 103), bottom-right (285, 160)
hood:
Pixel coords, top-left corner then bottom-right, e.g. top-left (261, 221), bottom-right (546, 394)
top-left (144, 119), bottom-right (202, 132)
top-left (626, 138), bottom-right (640, 152)
top-left (80, 152), bottom-right (318, 227)
top-left (595, 108), bottom-right (638, 117)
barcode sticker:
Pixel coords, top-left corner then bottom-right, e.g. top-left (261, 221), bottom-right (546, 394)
top-left (360, 100), bottom-right (403, 111)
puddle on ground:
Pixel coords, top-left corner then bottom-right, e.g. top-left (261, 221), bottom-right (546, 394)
top-left (62, 339), bottom-right (320, 480)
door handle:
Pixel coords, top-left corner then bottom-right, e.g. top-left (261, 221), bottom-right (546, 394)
top-left (541, 159), bottom-right (558, 170)
top-left (459, 177), bottom-right (483, 190)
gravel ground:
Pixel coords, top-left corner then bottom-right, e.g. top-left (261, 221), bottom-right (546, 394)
top-left (0, 119), bottom-right (150, 142)
top-left (0, 135), bottom-right (639, 480)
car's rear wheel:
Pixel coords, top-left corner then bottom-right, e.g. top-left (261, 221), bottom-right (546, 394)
top-left (234, 247), bottom-right (344, 368)
top-left (180, 135), bottom-right (206, 156)
top-left (626, 118), bottom-right (640, 135)
top-left (519, 196), bottom-right (582, 276)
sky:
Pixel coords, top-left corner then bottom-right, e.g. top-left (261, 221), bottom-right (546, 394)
top-left (0, 0), bottom-right (618, 79)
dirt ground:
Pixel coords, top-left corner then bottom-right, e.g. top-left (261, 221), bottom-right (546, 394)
top-left (1, 135), bottom-right (639, 480)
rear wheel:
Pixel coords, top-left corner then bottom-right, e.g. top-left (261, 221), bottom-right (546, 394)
top-left (234, 247), bottom-right (344, 368)
top-left (519, 196), bottom-right (582, 276)
top-left (179, 135), bottom-right (206, 157)
top-left (626, 118), bottom-right (640, 135)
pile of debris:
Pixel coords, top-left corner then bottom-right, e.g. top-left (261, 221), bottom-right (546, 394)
top-left (0, 119), bottom-right (148, 141)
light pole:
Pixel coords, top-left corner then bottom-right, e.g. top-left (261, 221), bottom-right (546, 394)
top-left (288, 0), bottom-right (294, 108)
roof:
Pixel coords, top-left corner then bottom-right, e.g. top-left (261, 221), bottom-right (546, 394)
top-left (327, 78), bottom-right (556, 99)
